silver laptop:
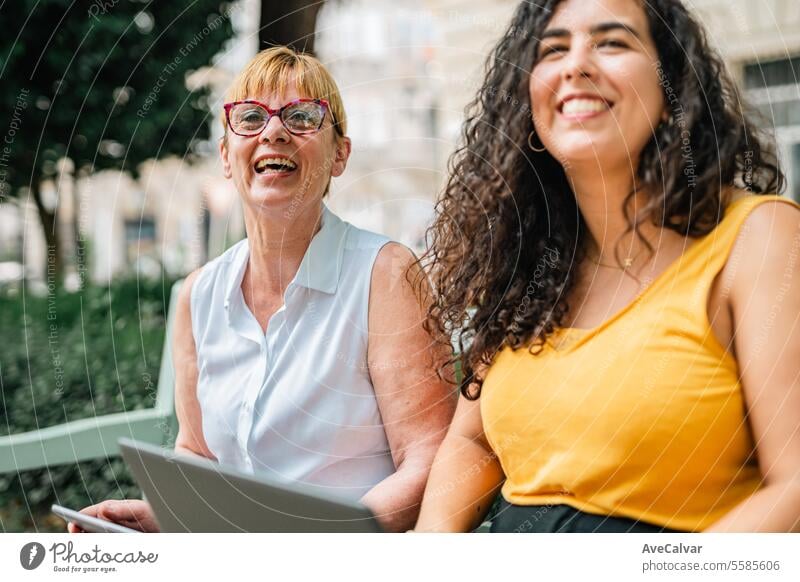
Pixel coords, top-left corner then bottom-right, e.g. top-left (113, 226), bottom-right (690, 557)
top-left (117, 438), bottom-right (383, 533)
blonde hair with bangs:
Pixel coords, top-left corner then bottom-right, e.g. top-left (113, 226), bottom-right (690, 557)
top-left (221, 46), bottom-right (347, 138)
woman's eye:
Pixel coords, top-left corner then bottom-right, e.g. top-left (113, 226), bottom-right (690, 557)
top-left (238, 109), bottom-right (265, 123)
top-left (539, 44), bottom-right (568, 58)
top-left (596, 39), bottom-right (628, 49)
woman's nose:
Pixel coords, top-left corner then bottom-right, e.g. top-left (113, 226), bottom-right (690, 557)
top-left (560, 41), bottom-right (597, 82)
top-left (257, 114), bottom-right (290, 144)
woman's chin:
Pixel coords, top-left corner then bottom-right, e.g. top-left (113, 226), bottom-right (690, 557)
top-left (550, 137), bottom-right (630, 168)
top-left (244, 185), bottom-right (301, 211)
top-left (548, 125), bottom-right (655, 168)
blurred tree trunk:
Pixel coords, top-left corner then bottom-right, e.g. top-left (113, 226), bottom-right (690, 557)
top-left (71, 175), bottom-right (87, 289)
top-left (259, 0), bottom-right (324, 55)
top-left (30, 182), bottom-right (62, 286)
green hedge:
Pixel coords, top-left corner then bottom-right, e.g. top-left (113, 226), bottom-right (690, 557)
top-left (0, 277), bottom-right (176, 532)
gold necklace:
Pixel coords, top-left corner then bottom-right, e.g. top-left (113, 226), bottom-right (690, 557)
top-left (587, 254), bottom-right (634, 270)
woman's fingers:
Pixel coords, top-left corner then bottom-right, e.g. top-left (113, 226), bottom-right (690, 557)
top-left (77, 502), bottom-right (105, 518)
top-left (66, 501), bottom-right (107, 533)
top-left (98, 500), bottom-right (135, 521)
top-left (98, 499), bottom-right (159, 532)
top-left (66, 500), bottom-right (153, 533)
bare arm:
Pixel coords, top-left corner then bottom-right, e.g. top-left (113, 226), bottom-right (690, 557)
top-left (706, 201), bottom-right (800, 532)
top-left (413, 389), bottom-right (505, 532)
top-left (69, 270), bottom-right (213, 532)
top-left (172, 269), bottom-right (217, 460)
top-left (360, 243), bottom-right (457, 532)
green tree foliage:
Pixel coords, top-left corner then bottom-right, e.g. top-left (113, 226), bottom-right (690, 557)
top-left (0, 0), bottom-right (235, 281)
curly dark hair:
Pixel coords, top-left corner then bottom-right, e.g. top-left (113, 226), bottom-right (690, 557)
top-left (420, 0), bottom-right (784, 400)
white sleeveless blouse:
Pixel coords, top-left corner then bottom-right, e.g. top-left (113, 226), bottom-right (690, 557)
top-left (190, 205), bottom-right (395, 501)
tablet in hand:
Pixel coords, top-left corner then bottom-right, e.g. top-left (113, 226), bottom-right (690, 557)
top-left (52, 504), bottom-right (141, 533)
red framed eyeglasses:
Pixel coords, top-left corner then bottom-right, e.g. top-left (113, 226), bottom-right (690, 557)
top-left (223, 98), bottom-right (332, 137)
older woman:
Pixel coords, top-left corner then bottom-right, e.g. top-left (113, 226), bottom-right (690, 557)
top-left (69, 46), bottom-right (454, 533)
top-left (415, 0), bottom-right (800, 532)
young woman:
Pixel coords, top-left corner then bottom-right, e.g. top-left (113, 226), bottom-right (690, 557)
top-left (415, 0), bottom-right (800, 532)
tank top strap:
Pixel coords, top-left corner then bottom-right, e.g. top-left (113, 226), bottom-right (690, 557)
top-left (681, 195), bottom-right (800, 288)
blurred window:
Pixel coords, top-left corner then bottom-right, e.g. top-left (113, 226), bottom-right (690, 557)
top-left (744, 55), bottom-right (800, 202)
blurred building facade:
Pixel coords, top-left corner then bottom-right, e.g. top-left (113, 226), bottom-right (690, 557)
top-left (690, 0), bottom-right (800, 202)
top-left (1, 0), bottom-right (797, 286)
top-left (316, 0), bottom-right (518, 252)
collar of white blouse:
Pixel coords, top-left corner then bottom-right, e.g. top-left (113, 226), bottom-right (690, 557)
top-left (228, 203), bottom-right (348, 296)
top-left (222, 204), bottom-right (349, 337)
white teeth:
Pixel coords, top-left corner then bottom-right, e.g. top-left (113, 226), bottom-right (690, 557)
top-left (255, 157), bottom-right (297, 172)
top-left (561, 98), bottom-right (610, 115)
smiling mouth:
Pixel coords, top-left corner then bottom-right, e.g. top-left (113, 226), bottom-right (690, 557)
top-left (558, 98), bottom-right (614, 117)
top-left (254, 157), bottom-right (297, 174)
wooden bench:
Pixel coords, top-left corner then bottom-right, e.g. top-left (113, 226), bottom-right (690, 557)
top-left (0, 280), bottom-right (182, 473)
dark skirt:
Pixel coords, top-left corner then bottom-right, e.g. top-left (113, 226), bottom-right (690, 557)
top-left (489, 498), bottom-right (682, 533)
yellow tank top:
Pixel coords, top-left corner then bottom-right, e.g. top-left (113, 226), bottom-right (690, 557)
top-left (481, 195), bottom-right (799, 531)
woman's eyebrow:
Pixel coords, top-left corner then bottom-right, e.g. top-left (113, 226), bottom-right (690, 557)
top-left (591, 21), bottom-right (641, 38)
top-left (540, 21), bottom-right (642, 41)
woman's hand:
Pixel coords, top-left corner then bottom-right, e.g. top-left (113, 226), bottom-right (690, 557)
top-left (66, 499), bottom-right (160, 533)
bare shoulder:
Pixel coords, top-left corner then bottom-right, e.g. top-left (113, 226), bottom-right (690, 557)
top-left (734, 196), bottom-right (800, 257)
top-left (727, 197), bottom-right (800, 301)
top-left (176, 267), bottom-right (203, 309)
top-left (367, 242), bottom-right (430, 342)
top-left (370, 242), bottom-right (422, 299)
top-left (372, 242), bottom-right (418, 278)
